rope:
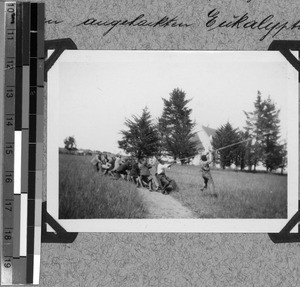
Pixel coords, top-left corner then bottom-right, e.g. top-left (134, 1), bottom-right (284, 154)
top-left (214, 132), bottom-right (271, 152)
top-left (214, 138), bottom-right (251, 152)
top-left (175, 132), bottom-right (271, 162)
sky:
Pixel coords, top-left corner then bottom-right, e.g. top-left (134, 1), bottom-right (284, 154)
top-left (53, 50), bottom-right (296, 154)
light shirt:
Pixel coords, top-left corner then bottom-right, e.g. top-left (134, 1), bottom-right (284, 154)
top-left (157, 163), bottom-right (171, 175)
top-left (112, 157), bottom-right (121, 171)
top-left (90, 155), bottom-right (100, 165)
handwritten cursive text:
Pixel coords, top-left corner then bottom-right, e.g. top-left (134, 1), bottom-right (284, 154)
top-left (74, 14), bottom-right (193, 36)
top-left (45, 18), bottom-right (64, 24)
top-left (206, 9), bottom-right (300, 41)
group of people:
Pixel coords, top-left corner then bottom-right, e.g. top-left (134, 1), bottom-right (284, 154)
top-left (90, 153), bottom-right (179, 194)
top-left (90, 150), bottom-right (216, 194)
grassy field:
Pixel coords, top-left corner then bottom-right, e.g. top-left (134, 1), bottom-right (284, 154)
top-left (59, 154), bottom-right (287, 219)
top-left (167, 165), bottom-right (287, 218)
top-left (59, 154), bottom-right (147, 219)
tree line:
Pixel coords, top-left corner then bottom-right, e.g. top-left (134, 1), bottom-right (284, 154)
top-left (212, 92), bottom-right (287, 173)
top-left (117, 88), bottom-right (287, 173)
top-left (118, 88), bottom-right (198, 163)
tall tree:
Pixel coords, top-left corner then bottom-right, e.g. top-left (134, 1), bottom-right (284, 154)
top-left (244, 91), bottom-right (283, 171)
top-left (260, 96), bottom-right (282, 171)
top-left (64, 136), bottom-right (77, 150)
top-left (233, 130), bottom-right (250, 170)
top-left (240, 130), bottom-right (255, 171)
top-left (211, 122), bottom-right (240, 169)
top-left (158, 88), bottom-right (198, 163)
top-left (277, 141), bottom-right (287, 174)
top-left (243, 91), bottom-right (264, 170)
top-left (118, 107), bottom-right (160, 159)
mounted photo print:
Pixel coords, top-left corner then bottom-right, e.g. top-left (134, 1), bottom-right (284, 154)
top-left (47, 50), bottom-right (298, 232)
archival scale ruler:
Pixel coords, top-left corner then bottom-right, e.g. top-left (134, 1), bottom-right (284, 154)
top-left (0, 1), bottom-right (44, 285)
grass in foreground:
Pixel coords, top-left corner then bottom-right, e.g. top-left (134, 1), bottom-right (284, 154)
top-left (59, 154), bottom-right (147, 219)
top-left (167, 165), bottom-right (287, 218)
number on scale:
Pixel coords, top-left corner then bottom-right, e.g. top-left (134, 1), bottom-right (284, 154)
top-left (5, 144), bottom-right (13, 155)
top-left (4, 202), bottom-right (12, 212)
top-left (6, 59), bottom-right (14, 70)
top-left (6, 31), bottom-right (15, 41)
top-left (6, 88), bottom-right (14, 99)
top-left (3, 229), bottom-right (12, 241)
top-left (4, 236), bottom-right (12, 241)
top-left (5, 116), bottom-right (13, 127)
top-left (3, 258), bottom-right (12, 269)
top-left (4, 172), bottom-right (13, 183)
top-left (6, 3), bottom-right (15, 12)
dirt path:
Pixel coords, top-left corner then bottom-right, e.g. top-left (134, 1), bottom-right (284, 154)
top-left (138, 188), bottom-right (196, 218)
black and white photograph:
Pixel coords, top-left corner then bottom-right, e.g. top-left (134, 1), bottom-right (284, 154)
top-left (47, 50), bottom-right (298, 232)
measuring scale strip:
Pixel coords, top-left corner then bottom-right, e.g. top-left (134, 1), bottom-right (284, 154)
top-left (2, 1), bottom-right (17, 286)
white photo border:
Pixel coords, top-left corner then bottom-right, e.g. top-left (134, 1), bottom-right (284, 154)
top-left (47, 50), bottom-right (299, 233)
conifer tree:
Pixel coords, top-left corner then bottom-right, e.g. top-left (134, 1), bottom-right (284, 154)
top-left (118, 107), bottom-right (160, 159)
top-left (244, 91), bottom-right (283, 171)
top-left (212, 122), bottom-right (240, 169)
top-left (243, 91), bottom-right (265, 170)
top-left (260, 96), bottom-right (282, 171)
top-left (158, 88), bottom-right (198, 163)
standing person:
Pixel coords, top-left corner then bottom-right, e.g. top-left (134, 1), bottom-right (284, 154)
top-left (112, 154), bottom-right (122, 172)
top-left (129, 158), bottom-right (141, 186)
top-left (149, 157), bottom-right (162, 191)
top-left (200, 151), bottom-right (215, 193)
top-left (90, 152), bottom-right (102, 172)
top-left (139, 158), bottom-right (152, 190)
top-left (156, 159), bottom-right (177, 194)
